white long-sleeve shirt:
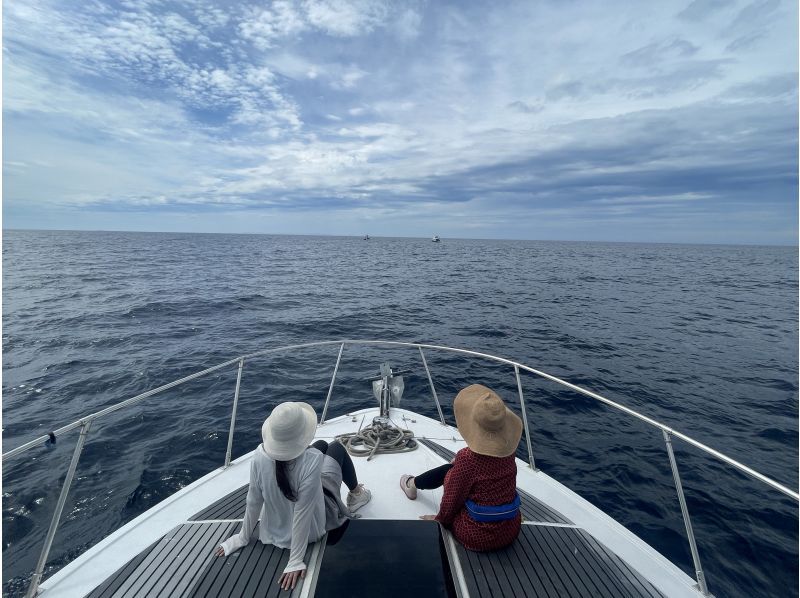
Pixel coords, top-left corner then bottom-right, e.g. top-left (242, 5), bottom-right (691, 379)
top-left (219, 445), bottom-right (327, 573)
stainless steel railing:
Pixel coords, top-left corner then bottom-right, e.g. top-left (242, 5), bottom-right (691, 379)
top-left (3, 339), bottom-right (798, 597)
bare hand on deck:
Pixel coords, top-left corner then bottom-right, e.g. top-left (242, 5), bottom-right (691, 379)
top-left (215, 546), bottom-right (225, 557)
top-left (419, 514), bottom-right (436, 520)
top-left (279, 569), bottom-right (306, 591)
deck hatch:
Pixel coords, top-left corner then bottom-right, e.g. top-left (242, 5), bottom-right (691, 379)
top-left (314, 519), bottom-right (454, 598)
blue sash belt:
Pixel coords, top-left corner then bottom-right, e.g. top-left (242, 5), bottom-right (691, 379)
top-left (465, 493), bottom-right (521, 522)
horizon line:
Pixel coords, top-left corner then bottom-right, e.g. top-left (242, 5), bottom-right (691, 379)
top-left (2, 227), bottom-right (797, 249)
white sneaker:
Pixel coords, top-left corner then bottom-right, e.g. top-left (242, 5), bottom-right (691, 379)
top-left (346, 484), bottom-right (372, 513)
top-left (400, 474), bottom-right (417, 500)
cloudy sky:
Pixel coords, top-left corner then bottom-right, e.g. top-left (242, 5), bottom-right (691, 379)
top-left (3, 0), bottom-right (798, 243)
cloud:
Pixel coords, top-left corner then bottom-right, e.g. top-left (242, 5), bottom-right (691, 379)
top-left (239, 1), bottom-right (306, 50)
top-left (507, 101), bottom-right (544, 114)
top-left (725, 31), bottom-right (768, 52)
top-left (237, 0), bottom-right (394, 46)
top-left (726, 0), bottom-right (781, 36)
top-left (400, 99), bottom-right (797, 222)
top-left (723, 0), bottom-right (783, 51)
top-left (677, 0), bottom-right (735, 21)
top-left (393, 8), bottom-right (422, 40)
top-left (3, 0), bottom-right (797, 244)
top-left (303, 0), bottom-right (389, 36)
top-left (545, 59), bottom-right (729, 102)
top-left (724, 73), bottom-right (798, 101)
top-left (545, 80), bottom-right (585, 102)
top-left (5, 1), bottom-right (305, 134)
top-left (620, 38), bottom-right (699, 68)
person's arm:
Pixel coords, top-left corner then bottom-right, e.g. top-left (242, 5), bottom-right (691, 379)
top-left (218, 459), bottom-right (264, 555)
top-left (283, 457), bottom-right (324, 574)
top-left (435, 452), bottom-right (472, 527)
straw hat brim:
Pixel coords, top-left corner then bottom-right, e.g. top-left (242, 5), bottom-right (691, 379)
top-left (454, 384), bottom-right (523, 458)
top-left (261, 403), bottom-right (318, 461)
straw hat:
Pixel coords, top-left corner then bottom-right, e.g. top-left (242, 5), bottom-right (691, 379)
top-left (454, 385), bottom-right (523, 457)
top-left (261, 402), bottom-right (318, 461)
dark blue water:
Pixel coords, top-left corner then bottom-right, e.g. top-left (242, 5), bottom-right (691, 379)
top-left (3, 230), bottom-right (798, 597)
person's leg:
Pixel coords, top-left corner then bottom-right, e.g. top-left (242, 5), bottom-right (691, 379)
top-left (411, 464), bottom-right (453, 490)
top-left (325, 440), bottom-right (358, 491)
top-left (310, 439), bottom-right (329, 453)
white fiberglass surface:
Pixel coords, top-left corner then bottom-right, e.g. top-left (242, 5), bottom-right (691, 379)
top-left (315, 408), bottom-right (457, 521)
top-left (41, 406), bottom-right (699, 598)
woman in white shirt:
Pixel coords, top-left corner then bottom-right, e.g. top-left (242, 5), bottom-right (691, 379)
top-left (215, 402), bottom-right (371, 591)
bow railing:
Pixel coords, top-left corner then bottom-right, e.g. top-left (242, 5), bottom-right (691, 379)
top-left (4, 340), bottom-right (798, 597)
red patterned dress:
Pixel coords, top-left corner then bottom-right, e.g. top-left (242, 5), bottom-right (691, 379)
top-left (435, 447), bottom-right (521, 551)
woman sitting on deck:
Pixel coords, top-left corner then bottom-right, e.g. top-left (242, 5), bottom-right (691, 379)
top-left (400, 384), bottom-right (523, 551)
top-left (215, 402), bottom-right (371, 591)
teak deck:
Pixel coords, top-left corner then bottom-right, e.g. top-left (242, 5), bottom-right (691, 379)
top-left (86, 438), bottom-right (665, 598)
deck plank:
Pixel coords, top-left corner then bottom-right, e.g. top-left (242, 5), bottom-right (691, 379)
top-left (240, 539), bottom-right (285, 597)
top-left (506, 534), bottom-right (556, 598)
top-left (523, 528), bottom-right (586, 598)
top-left (83, 521), bottom-right (254, 598)
top-left (538, 525), bottom-right (602, 597)
top-left (84, 540), bottom-right (160, 598)
top-left (159, 522), bottom-right (237, 598)
top-left (462, 549), bottom-right (492, 598)
top-left (493, 545), bottom-right (528, 598)
top-left (545, 525), bottom-right (617, 598)
top-left (187, 531), bottom-right (311, 598)
top-left (188, 525), bottom-right (240, 598)
top-left (110, 524), bottom-right (195, 597)
top-left (578, 529), bottom-right (664, 598)
top-left (559, 528), bottom-right (629, 597)
top-left (558, 526), bottom-right (624, 598)
top-left (138, 523), bottom-right (208, 597)
top-left (449, 525), bottom-right (667, 598)
top-left (522, 529), bottom-right (567, 597)
top-left (229, 540), bottom-right (272, 597)
top-left (189, 484), bottom-right (249, 521)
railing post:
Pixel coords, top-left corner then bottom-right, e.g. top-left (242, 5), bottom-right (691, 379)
top-left (26, 420), bottom-right (93, 598)
top-left (514, 365), bottom-right (537, 470)
top-left (419, 347), bottom-right (446, 425)
top-left (320, 343), bottom-right (345, 424)
top-left (225, 358), bottom-right (245, 468)
top-left (663, 430), bottom-right (710, 596)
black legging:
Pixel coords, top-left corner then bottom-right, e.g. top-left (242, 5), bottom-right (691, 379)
top-left (413, 463), bottom-right (453, 490)
top-left (310, 440), bottom-right (358, 491)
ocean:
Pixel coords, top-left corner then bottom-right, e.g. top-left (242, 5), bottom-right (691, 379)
top-left (2, 229), bottom-right (798, 597)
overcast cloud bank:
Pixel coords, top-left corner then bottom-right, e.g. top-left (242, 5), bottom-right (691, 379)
top-left (3, 0), bottom-right (797, 244)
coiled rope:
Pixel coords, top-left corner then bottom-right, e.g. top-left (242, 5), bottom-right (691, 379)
top-left (336, 419), bottom-right (418, 460)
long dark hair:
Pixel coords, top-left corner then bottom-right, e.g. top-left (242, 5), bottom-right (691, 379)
top-left (275, 461), bottom-right (297, 502)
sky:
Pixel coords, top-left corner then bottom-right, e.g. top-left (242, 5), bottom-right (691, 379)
top-left (2, 0), bottom-right (798, 244)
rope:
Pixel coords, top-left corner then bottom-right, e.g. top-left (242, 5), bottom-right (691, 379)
top-left (336, 419), bottom-right (418, 461)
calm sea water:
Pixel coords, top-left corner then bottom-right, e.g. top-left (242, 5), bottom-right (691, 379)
top-left (2, 229), bottom-right (798, 597)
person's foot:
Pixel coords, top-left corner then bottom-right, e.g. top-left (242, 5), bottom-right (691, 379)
top-left (400, 474), bottom-right (417, 500)
top-left (346, 484), bottom-right (372, 512)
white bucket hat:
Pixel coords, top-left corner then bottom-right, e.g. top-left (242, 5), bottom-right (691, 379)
top-left (261, 402), bottom-right (318, 461)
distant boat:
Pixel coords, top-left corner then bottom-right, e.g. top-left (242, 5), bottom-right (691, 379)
top-left (363, 234), bottom-right (370, 240)
top-left (432, 235), bottom-right (441, 242)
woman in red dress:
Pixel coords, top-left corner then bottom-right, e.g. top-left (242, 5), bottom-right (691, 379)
top-left (400, 384), bottom-right (523, 551)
